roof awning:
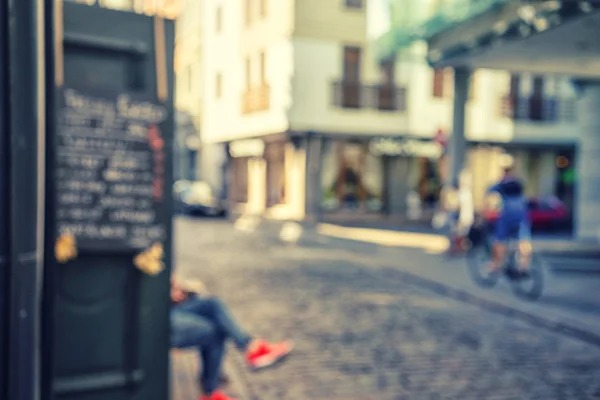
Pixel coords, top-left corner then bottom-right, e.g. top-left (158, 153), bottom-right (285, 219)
top-left (374, 0), bottom-right (510, 61)
top-left (425, 1), bottom-right (600, 77)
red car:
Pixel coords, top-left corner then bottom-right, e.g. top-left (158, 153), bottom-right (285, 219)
top-left (483, 196), bottom-right (569, 231)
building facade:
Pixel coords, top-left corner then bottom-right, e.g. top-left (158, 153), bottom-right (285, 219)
top-left (376, 0), bottom-right (579, 223)
top-left (377, 0), bottom-right (598, 238)
top-left (201, 0), bottom-right (425, 222)
top-left (174, 0), bottom-right (202, 180)
top-left (197, 0), bottom-right (580, 226)
top-left (71, 0), bottom-right (181, 17)
top-left (398, 53), bottom-right (577, 213)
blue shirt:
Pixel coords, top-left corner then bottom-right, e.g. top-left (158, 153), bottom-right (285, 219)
top-left (487, 177), bottom-right (527, 221)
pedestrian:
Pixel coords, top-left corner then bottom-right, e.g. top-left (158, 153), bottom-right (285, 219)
top-left (171, 277), bottom-right (293, 400)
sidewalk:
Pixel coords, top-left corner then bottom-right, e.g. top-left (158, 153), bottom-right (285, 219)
top-left (256, 218), bottom-right (600, 263)
top-left (253, 220), bottom-right (600, 345)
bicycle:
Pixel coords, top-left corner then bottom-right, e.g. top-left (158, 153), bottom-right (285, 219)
top-left (466, 220), bottom-right (544, 300)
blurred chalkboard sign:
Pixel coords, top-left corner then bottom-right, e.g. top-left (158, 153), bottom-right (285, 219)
top-left (55, 87), bottom-right (168, 251)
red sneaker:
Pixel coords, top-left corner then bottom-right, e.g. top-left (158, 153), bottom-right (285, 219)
top-left (246, 339), bottom-right (294, 370)
top-left (200, 390), bottom-right (238, 400)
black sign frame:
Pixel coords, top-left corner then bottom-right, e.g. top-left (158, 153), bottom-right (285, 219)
top-left (55, 86), bottom-right (169, 251)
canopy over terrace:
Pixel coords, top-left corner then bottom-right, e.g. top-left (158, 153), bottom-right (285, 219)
top-left (375, 0), bottom-right (511, 61)
top-left (376, 0), bottom-right (600, 240)
top-left (426, 1), bottom-right (600, 78)
top-left (376, 0), bottom-right (600, 77)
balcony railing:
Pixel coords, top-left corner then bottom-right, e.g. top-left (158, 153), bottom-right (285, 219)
top-left (500, 95), bottom-right (576, 122)
top-left (242, 84), bottom-right (270, 114)
top-left (332, 82), bottom-right (407, 111)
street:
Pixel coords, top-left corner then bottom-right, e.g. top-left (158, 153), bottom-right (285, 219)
top-left (175, 217), bottom-right (600, 400)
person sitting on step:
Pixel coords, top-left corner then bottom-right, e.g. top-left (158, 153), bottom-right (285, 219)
top-left (170, 276), bottom-right (293, 400)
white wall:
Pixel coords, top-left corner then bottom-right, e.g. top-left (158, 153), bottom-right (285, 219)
top-left (288, 37), bottom-right (410, 135)
top-left (175, 0), bottom-right (202, 122)
top-left (397, 49), bottom-right (578, 142)
top-left (201, 0), bottom-right (294, 144)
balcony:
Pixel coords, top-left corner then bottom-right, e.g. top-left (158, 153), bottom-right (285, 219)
top-left (500, 95), bottom-right (576, 122)
top-left (332, 82), bottom-right (407, 111)
top-left (242, 84), bottom-right (270, 114)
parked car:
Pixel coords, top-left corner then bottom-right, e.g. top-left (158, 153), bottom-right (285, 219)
top-left (483, 196), bottom-right (569, 231)
top-left (174, 180), bottom-right (226, 217)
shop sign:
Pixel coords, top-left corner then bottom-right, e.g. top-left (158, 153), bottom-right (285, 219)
top-left (229, 139), bottom-right (265, 158)
top-left (369, 138), bottom-right (443, 159)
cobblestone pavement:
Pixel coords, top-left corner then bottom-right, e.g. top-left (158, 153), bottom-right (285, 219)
top-left (175, 218), bottom-right (600, 400)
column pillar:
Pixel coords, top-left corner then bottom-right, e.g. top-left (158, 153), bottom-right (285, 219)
top-left (449, 67), bottom-right (471, 185)
top-left (574, 81), bottom-right (600, 240)
top-left (304, 134), bottom-right (322, 222)
top-left (386, 156), bottom-right (411, 216)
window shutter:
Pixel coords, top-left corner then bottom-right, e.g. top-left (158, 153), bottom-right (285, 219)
top-left (443, 68), bottom-right (454, 98)
top-left (432, 68), bottom-right (444, 98)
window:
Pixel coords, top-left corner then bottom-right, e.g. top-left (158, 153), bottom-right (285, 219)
top-left (380, 59), bottom-right (395, 86)
top-left (245, 57), bottom-right (251, 89)
top-left (245, 0), bottom-right (252, 26)
top-left (265, 143), bottom-right (286, 207)
top-left (432, 68), bottom-right (444, 98)
top-left (533, 76), bottom-right (544, 97)
top-left (341, 46), bottom-right (362, 108)
top-left (509, 74), bottom-right (520, 97)
top-left (443, 68), bottom-right (454, 98)
top-left (320, 140), bottom-right (384, 212)
top-left (260, 0), bottom-right (267, 17)
top-left (343, 46), bottom-right (361, 82)
top-left (259, 51), bottom-right (266, 84)
top-left (378, 59), bottom-right (396, 110)
top-left (432, 67), bottom-right (454, 98)
top-left (531, 76), bottom-right (545, 120)
top-left (345, 0), bottom-right (363, 8)
top-left (232, 158), bottom-right (249, 204)
top-left (215, 6), bottom-right (222, 32)
top-left (215, 73), bottom-right (222, 98)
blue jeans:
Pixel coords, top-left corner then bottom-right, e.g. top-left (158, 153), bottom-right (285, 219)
top-left (171, 296), bottom-right (252, 394)
top-left (494, 213), bottom-right (531, 242)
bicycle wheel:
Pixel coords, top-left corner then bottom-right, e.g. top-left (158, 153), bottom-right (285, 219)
top-left (466, 240), bottom-right (501, 288)
top-left (510, 253), bottom-right (544, 300)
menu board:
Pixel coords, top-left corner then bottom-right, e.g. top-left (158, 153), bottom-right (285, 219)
top-left (55, 87), bottom-right (168, 251)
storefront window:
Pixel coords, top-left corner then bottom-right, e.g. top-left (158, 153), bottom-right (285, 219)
top-left (321, 140), bottom-right (384, 212)
top-left (231, 157), bottom-right (249, 203)
top-left (414, 157), bottom-right (442, 209)
top-left (266, 143), bottom-right (286, 207)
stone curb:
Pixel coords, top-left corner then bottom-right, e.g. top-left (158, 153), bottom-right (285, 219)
top-left (254, 220), bottom-right (600, 270)
top-left (252, 220), bottom-right (600, 348)
top-left (373, 265), bottom-right (600, 348)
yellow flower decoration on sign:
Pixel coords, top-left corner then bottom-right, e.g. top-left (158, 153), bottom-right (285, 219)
top-left (55, 233), bottom-right (77, 263)
top-left (134, 242), bottom-right (165, 276)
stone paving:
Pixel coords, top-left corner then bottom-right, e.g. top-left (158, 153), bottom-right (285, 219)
top-left (175, 217), bottom-right (600, 400)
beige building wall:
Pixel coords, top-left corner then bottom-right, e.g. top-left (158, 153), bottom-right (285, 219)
top-left (293, 0), bottom-right (366, 42)
top-left (265, 143), bottom-right (307, 220)
top-left (202, 0), bottom-right (294, 144)
top-left (175, 0), bottom-right (202, 124)
top-left (288, 0), bottom-right (410, 135)
top-left (246, 158), bottom-right (267, 215)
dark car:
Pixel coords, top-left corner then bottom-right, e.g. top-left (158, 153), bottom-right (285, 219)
top-left (483, 196), bottom-right (569, 231)
top-left (174, 180), bottom-right (226, 217)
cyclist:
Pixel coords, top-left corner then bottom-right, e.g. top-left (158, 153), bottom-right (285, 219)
top-left (485, 154), bottom-right (532, 275)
